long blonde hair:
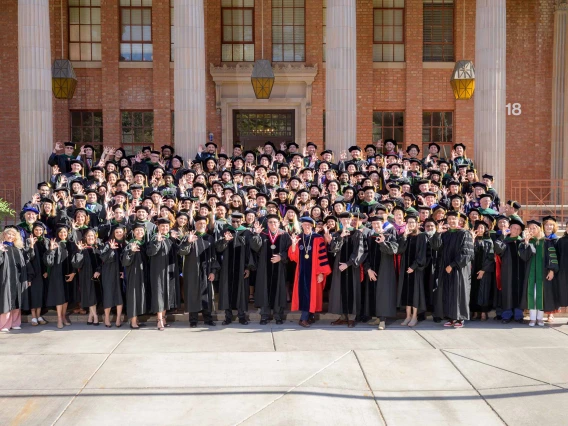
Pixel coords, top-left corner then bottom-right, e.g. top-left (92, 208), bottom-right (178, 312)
top-left (2, 228), bottom-right (24, 249)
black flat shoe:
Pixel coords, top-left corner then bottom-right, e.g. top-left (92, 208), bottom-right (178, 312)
top-left (239, 319), bottom-right (249, 325)
top-left (189, 322), bottom-right (197, 328)
top-left (501, 318), bottom-right (512, 324)
top-left (260, 319), bottom-right (268, 325)
top-left (93, 322), bottom-right (100, 326)
top-left (433, 317), bottom-right (442, 323)
top-left (130, 324), bottom-right (140, 329)
top-left (87, 321), bottom-right (94, 325)
top-left (275, 319), bottom-right (283, 325)
top-left (116, 323), bottom-right (122, 328)
top-left (515, 318), bottom-right (524, 324)
top-left (105, 324), bottom-right (112, 328)
top-left (204, 321), bottom-right (216, 326)
top-left (222, 320), bottom-right (232, 325)
top-left (494, 315), bottom-right (503, 321)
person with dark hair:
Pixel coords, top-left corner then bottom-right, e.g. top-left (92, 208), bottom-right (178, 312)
top-left (122, 223), bottom-right (150, 329)
top-left (71, 228), bottom-right (101, 326)
top-left (469, 221), bottom-right (495, 321)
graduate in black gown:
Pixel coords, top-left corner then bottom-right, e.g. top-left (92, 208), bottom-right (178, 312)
top-left (469, 221), bottom-right (495, 321)
top-left (26, 222), bottom-right (48, 326)
top-left (71, 228), bottom-right (101, 326)
top-left (251, 214), bottom-right (292, 325)
top-left (44, 224), bottom-right (76, 329)
top-left (0, 226), bottom-right (29, 332)
top-left (147, 218), bottom-right (181, 330)
top-left (397, 214), bottom-right (427, 327)
top-left (363, 215), bottom-right (398, 330)
top-left (430, 211), bottom-right (474, 327)
top-left (98, 225), bottom-right (126, 328)
top-left (328, 212), bottom-right (365, 327)
top-left (121, 223), bottom-right (149, 329)
top-left (422, 218), bottom-right (442, 322)
top-left (554, 221), bottom-right (568, 310)
top-left (493, 218), bottom-right (528, 324)
top-left (216, 213), bottom-right (254, 325)
top-left (179, 216), bottom-right (219, 328)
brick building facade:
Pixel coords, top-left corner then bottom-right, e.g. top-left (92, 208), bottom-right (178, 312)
top-left (0, 0), bottom-right (564, 206)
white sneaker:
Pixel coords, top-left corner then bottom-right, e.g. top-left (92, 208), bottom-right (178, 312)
top-left (529, 321), bottom-right (536, 327)
top-left (11, 326), bottom-right (21, 330)
top-left (1, 328), bottom-right (9, 332)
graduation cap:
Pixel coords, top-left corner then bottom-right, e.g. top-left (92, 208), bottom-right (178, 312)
top-left (233, 143), bottom-right (243, 150)
top-left (409, 158), bottom-right (422, 166)
top-left (321, 149), bottom-right (334, 156)
top-left (506, 200), bottom-right (522, 210)
top-left (300, 217), bottom-right (315, 226)
top-left (509, 218), bottom-right (525, 231)
top-left (205, 142), bottom-right (217, 149)
top-left (264, 141), bottom-right (276, 150)
top-left (156, 218), bottom-right (171, 226)
top-left (527, 219), bottom-right (542, 227)
top-left (73, 194), bottom-right (87, 200)
top-left (286, 205), bottom-right (300, 216)
top-left (479, 193), bottom-right (494, 201)
top-left (265, 214), bottom-right (280, 221)
top-left (192, 182), bottom-right (207, 191)
top-left (474, 220), bottom-right (489, 230)
top-left (428, 169), bottom-right (441, 177)
top-left (482, 174), bottom-right (494, 181)
top-left (135, 206), bottom-right (150, 213)
top-left (348, 145), bottom-right (361, 152)
top-left (384, 138), bottom-right (397, 147)
top-left (338, 212), bottom-right (353, 219)
top-left (114, 191), bottom-right (129, 198)
top-left (386, 161), bottom-right (401, 168)
top-left (194, 215), bottom-right (208, 223)
top-left (278, 162), bottom-right (290, 170)
top-left (453, 143), bottom-right (467, 150)
top-left (70, 159), bottom-right (84, 167)
top-left (64, 142), bottom-right (75, 148)
top-left (218, 153), bottom-right (229, 159)
top-left (364, 144), bottom-right (377, 151)
top-left (287, 141), bottom-right (299, 149)
top-left (449, 194), bottom-right (464, 202)
top-left (306, 142), bottom-right (318, 149)
top-left (131, 222), bottom-right (147, 231)
top-left (216, 202), bottom-right (229, 211)
top-left (428, 143), bottom-right (441, 152)
top-left (445, 210), bottom-right (460, 218)
top-left (37, 182), bottom-right (51, 190)
top-left (231, 212), bottom-right (244, 219)
top-left (542, 215), bottom-right (557, 223)
top-left (73, 207), bottom-right (89, 217)
top-left (161, 145), bottom-right (174, 152)
top-left (391, 205), bottom-right (405, 214)
top-left (361, 186), bottom-right (376, 193)
top-left (403, 192), bottom-right (416, 201)
top-left (423, 217), bottom-right (438, 226)
top-left (406, 144), bottom-right (421, 154)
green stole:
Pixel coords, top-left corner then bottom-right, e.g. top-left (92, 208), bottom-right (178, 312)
top-left (527, 238), bottom-right (544, 310)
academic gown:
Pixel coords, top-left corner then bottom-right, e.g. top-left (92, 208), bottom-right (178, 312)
top-left (71, 246), bottom-right (101, 308)
top-left (362, 229), bottom-right (398, 318)
top-left (519, 239), bottom-right (559, 312)
top-left (48, 153), bottom-right (73, 174)
top-left (424, 232), bottom-right (442, 312)
top-left (216, 228), bottom-right (254, 313)
top-left (397, 233), bottom-right (428, 313)
top-left (555, 236), bottom-right (568, 307)
top-left (147, 236), bottom-right (180, 313)
top-left (470, 237), bottom-right (495, 312)
top-left (288, 234), bottom-right (332, 313)
top-left (0, 244), bottom-right (29, 314)
top-left (179, 233), bottom-right (219, 314)
top-left (494, 236), bottom-right (527, 311)
top-left (328, 230), bottom-right (365, 315)
top-left (121, 242), bottom-right (149, 319)
top-left (251, 231), bottom-right (292, 313)
top-left (25, 241), bottom-right (47, 310)
top-left (98, 242), bottom-right (125, 309)
top-left (44, 241), bottom-right (76, 307)
top-left (430, 229), bottom-right (474, 321)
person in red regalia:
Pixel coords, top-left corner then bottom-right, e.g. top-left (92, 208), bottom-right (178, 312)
top-left (288, 217), bottom-right (332, 327)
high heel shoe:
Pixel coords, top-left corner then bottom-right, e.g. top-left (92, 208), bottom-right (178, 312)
top-left (157, 319), bottom-right (165, 331)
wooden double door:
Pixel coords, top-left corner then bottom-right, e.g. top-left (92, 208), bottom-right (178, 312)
top-left (233, 109), bottom-right (295, 152)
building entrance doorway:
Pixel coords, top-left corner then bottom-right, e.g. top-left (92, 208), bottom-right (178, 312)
top-left (233, 110), bottom-right (295, 152)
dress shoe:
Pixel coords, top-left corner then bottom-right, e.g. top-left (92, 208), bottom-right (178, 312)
top-left (494, 315), bottom-right (503, 321)
top-left (239, 319), bottom-right (249, 325)
top-left (189, 322), bottom-right (197, 328)
top-left (501, 318), bottom-right (512, 324)
top-left (331, 318), bottom-right (347, 326)
top-left (347, 320), bottom-right (355, 328)
top-left (298, 320), bottom-right (311, 328)
top-left (259, 319), bottom-right (268, 325)
top-left (222, 319), bottom-right (232, 325)
top-left (204, 321), bottom-right (216, 326)
top-left (433, 317), bottom-right (442, 323)
top-left (275, 319), bottom-right (283, 325)
top-left (377, 321), bottom-right (386, 330)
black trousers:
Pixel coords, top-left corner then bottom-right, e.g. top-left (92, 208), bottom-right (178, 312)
top-left (260, 306), bottom-right (284, 320)
top-left (189, 310), bottom-right (213, 323)
top-left (225, 309), bottom-right (246, 321)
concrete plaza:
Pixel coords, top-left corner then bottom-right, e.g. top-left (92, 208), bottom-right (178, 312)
top-left (2, 317), bottom-right (568, 426)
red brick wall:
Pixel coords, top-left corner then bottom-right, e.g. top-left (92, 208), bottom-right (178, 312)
top-left (0, 0), bottom-right (557, 206)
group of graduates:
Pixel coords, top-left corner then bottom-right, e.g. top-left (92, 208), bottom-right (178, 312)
top-left (0, 138), bottom-right (566, 332)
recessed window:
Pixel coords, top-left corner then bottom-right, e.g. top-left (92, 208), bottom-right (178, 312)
top-left (222, 0), bottom-right (255, 62)
top-left (68, 0), bottom-right (101, 61)
top-left (373, 0), bottom-right (405, 62)
top-left (422, 111), bottom-right (453, 157)
top-left (120, 0), bottom-right (153, 62)
top-left (423, 0), bottom-right (454, 62)
top-left (373, 111), bottom-right (404, 146)
top-left (121, 111), bottom-right (154, 155)
top-left (71, 111), bottom-right (103, 147)
top-left (272, 0), bottom-right (305, 62)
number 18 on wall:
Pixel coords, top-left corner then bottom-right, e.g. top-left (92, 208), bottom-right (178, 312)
top-left (506, 103), bottom-right (522, 116)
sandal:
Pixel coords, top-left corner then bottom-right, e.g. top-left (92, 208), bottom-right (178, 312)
top-left (546, 315), bottom-right (554, 323)
top-left (401, 318), bottom-right (411, 326)
top-left (157, 319), bottom-right (165, 331)
top-left (31, 318), bottom-right (39, 326)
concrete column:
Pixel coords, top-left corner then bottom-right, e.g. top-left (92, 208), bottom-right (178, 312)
top-left (174, 0), bottom-right (206, 161)
top-left (551, 0), bottom-right (568, 189)
top-left (474, 0), bottom-right (506, 197)
top-left (325, 0), bottom-right (356, 155)
top-left (18, 0), bottom-right (53, 205)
